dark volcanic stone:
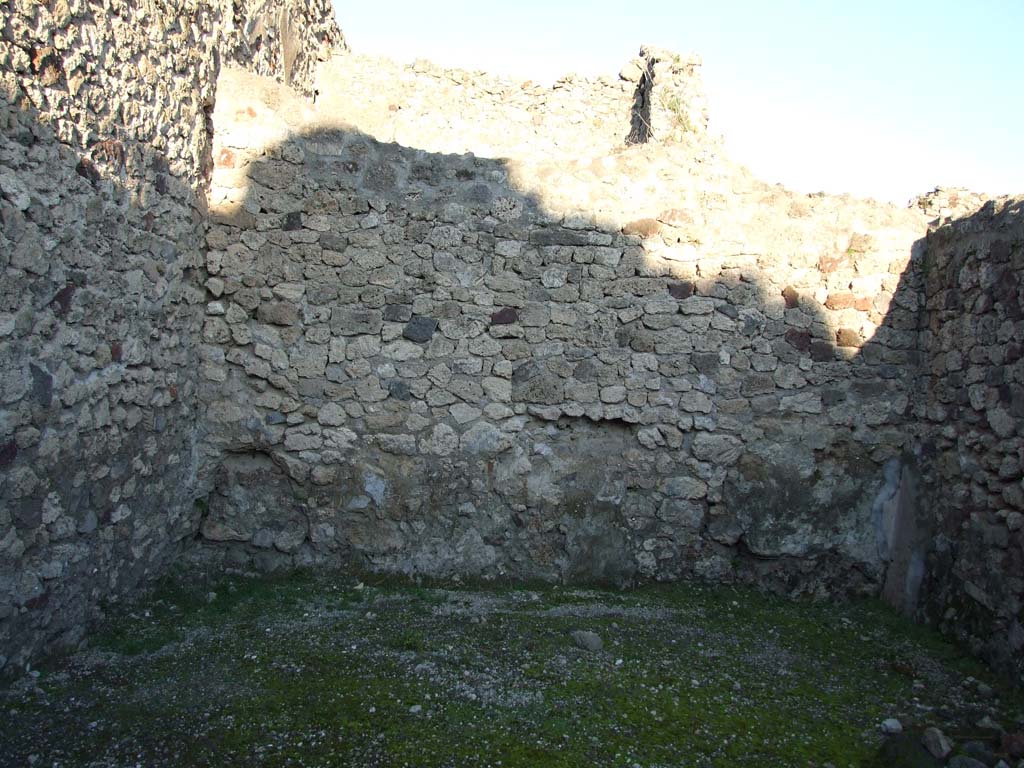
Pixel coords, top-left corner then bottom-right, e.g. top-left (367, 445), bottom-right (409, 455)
top-left (490, 307), bottom-right (518, 325)
top-left (29, 363), bottom-right (53, 407)
top-left (403, 315), bottom-right (438, 343)
top-left (0, 440), bottom-right (16, 467)
top-left (668, 281), bottom-right (694, 299)
top-left (388, 380), bottom-right (411, 400)
top-left (716, 303), bottom-right (738, 319)
top-left (691, 352), bottom-right (719, 374)
top-left (784, 328), bottom-right (811, 351)
top-left (52, 283), bottom-right (75, 316)
top-left (383, 304), bottom-right (412, 322)
top-left (809, 340), bottom-right (834, 362)
top-left (821, 387), bottom-right (847, 406)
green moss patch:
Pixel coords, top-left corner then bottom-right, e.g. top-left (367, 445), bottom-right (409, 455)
top-left (2, 571), bottom-right (1021, 767)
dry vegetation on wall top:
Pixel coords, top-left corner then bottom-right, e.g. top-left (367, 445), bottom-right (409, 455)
top-left (0, 0), bottom-right (1022, 743)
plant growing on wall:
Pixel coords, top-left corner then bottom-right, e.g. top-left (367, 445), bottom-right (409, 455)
top-left (659, 92), bottom-right (693, 137)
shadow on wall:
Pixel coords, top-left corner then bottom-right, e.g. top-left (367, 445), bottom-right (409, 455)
top-left (0, 0), bottom-right (341, 674)
top-left (194, 69), bottom-right (934, 626)
top-left (915, 198), bottom-right (1024, 683)
top-left (0, 78), bottom-right (206, 670)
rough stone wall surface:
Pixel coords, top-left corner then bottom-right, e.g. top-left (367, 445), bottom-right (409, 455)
top-left (221, 0), bottom-right (345, 93)
top-left (195, 62), bottom-right (929, 604)
top-left (0, 0), bottom-right (339, 671)
top-left (314, 48), bottom-right (709, 193)
top-left (2, 3), bottom-right (1020, 687)
top-left (916, 192), bottom-right (1024, 682)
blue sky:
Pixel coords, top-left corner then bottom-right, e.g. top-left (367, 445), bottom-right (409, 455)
top-left (331, 1), bottom-right (1022, 204)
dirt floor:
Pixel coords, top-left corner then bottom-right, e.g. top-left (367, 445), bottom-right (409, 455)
top-left (1, 570), bottom-right (1022, 767)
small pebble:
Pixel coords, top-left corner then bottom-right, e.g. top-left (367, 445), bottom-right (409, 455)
top-left (978, 715), bottom-right (1002, 731)
top-left (922, 726), bottom-right (953, 759)
top-left (570, 630), bottom-right (603, 652)
top-left (881, 718), bottom-right (903, 734)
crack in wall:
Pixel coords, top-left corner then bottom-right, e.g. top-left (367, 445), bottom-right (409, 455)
top-left (626, 54), bottom-right (655, 145)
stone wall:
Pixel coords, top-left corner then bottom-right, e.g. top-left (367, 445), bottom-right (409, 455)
top-left (2, 1), bottom-right (1020, 686)
top-left (315, 45), bottom-right (708, 165)
top-left (195, 62), bottom-right (929, 602)
top-left (221, 0), bottom-right (346, 93)
top-left (917, 192), bottom-right (1024, 682)
top-left (0, 0), bottom-right (339, 671)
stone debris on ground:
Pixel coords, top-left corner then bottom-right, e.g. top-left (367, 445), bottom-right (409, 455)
top-left (1, 573), bottom-right (1023, 767)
